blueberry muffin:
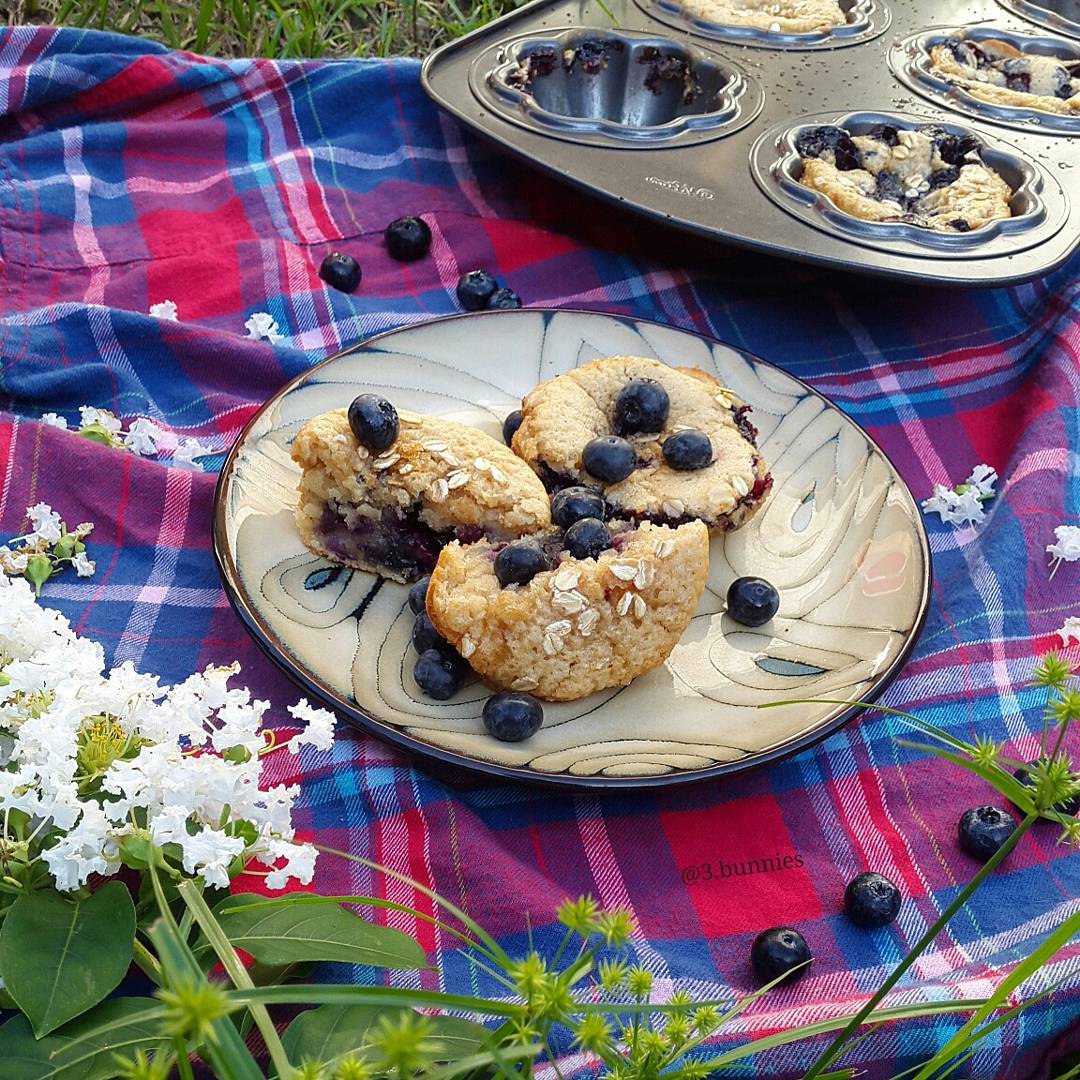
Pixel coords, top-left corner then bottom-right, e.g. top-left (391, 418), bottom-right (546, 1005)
top-left (426, 520), bottom-right (709, 701)
top-left (677, 0), bottom-right (845, 33)
top-left (292, 406), bottom-right (551, 584)
top-left (929, 36), bottom-right (1080, 116)
top-left (511, 356), bottom-right (770, 532)
top-left (796, 123), bottom-right (1013, 233)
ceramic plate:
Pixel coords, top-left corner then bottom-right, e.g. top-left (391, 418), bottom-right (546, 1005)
top-left (213, 309), bottom-right (930, 788)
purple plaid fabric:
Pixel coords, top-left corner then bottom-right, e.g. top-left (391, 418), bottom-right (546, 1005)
top-left (1, 24), bottom-right (1079, 1078)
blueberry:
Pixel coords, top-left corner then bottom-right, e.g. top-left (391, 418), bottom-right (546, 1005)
top-left (503, 409), bottom-right (523, 446)
top-left (924, 127), bottom-right (981, 166)
top-left (794, 125), bottom-right (860, 171)
top-left (408, 575), bottom-right (431, 615)
top-left (412, 610), bottom-right (447, 654)
top-left (875, 170), bottom-right (906, 204)
top-left (866, 123), bottom-right (900, 147)
top-left (844, 872), bottom-right (901, 929)
top-left (483, 691), bottom-right (543, 742)
top-left (958, 805), bottom-right (1017, 862)
top-left (319, 252), bottom-right (361, 293)
top-left (495, 539), bottom-right (548, 587)
top-left (726, 576), bottom-right (779, 627)
top-left (1052, 65), bottom-right (1075, 100)
top-left (582, 435), bottom-right (636, 484)
top-left (1005, 69), bottom-right (1032, 93)
top-left (750, 927), bottom-right (811, 986)
top-left (928, 165), bottom-right (960, 191)
top-left (488, 287), bottom-right (522, 310)
top-left (550, 486), bottom-right (606, 529)
top-left (662, 430), bottom-right (712, 472)
top-left (348, 394), bottom-right (399, 451)
top-left (949, 218), bottom-right (972, 232)
top-left (614, 378), bottom-right (670, 436)
top-left (564, 517), bottom-right (611, 561)
top-left (384, 216), bottom-right (431, 262)
top-left (1012, 762), bottom-right (1080, 816)
top-left (413, 648), bottom-right (466, 700)
top-left (457, 270), bottom-right (498, 311)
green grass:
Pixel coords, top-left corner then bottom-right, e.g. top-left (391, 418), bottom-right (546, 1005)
top-left (16, 0), bottom-right (524, 58)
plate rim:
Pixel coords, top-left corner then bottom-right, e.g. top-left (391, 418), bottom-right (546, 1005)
top-left (212, 307), bottom-right (933, 790)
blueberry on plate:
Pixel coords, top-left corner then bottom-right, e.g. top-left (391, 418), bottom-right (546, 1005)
top-left (582, 435), bottom-right (636, 484)
top-left (319, 252), bottom-right (361, 293)
top-left (614, 378), bottom-right (670, 436)
top-left (483, 691), bottom-right (544, 742)
top-left (1012, 761), bottom-right (1080, 816)
top-left (564, 517), bottom-right (612, 561)
top-left (750, 927), bottom-right (811, 986)
top-left (488, 287), bottom-right (522, 310)
top-left (794, 125), bottom-right (860, 171)
top-left (844, 872), bottom-right (901, 929)
top-left (495, 539), bottom-right (548, 587)
top-left (384, 216), bottom-right (431, 261)
top-left (726, 577), bottom-right (779, 627)
top-left (348, 394), bottom-right (399, 451)
top-left (414, 648), bottom-right (466, 700)
top-left (503, 409), bottom-right (524, 446)
top-left (412, 610), bottom-right (448, 654)
top-left (457, 270), bottom-right (498, 311)
top-left (662, 430), bottom-right (712, 472)
top-left (408, 575), bottom-right (431, 615)
top-left (958, 805), bottom-right (1017, 862)
top-left (551, 486), bottom-right (606, 529)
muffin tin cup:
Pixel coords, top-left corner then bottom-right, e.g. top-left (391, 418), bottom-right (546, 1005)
top-left (750, 110), bottom-right (1068, 259)
top-left (997, 0), bottom-right (1080, 40)
top-left (469, 28), bottom-right (764, 147)
top-left (890, 26), bottom-right (1080, 136)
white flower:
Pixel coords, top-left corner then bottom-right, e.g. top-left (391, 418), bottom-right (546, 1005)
top-left (78, 406), bottom-right (122, 434)
top-left (72, 551), bottom-right (95, 578)
top-left (921, 484), bottom-right (963, 524)
top-left (1048, 525), bottom-right (1080, 580)
top-left (244, 312), bottom-right (285, 344)
top-left (26, 502), bottom-right (63, 544)
top-left (964, 464), bottom-right (998, 498)
top-left (123, 417), bottom-right (164, 456)
top-left (1058, 616), bottom-right (1080, 648)
top-left (172, 437), bottom-right (214, 471)
top-left (950, 488), bottom-right (987, 527)
top-left (921, 469), bottom-right (994, 529)
top-left (40, 412), bottom-right (68, 430)
top-left (42, 802), bottom-right (116, 891)
top-left (286, 699), bottom-right (336, 753)
top-left (262, 838), bottom-right (317, 890)
top-left (177, 828), bottom-right (246, 889)
top-left (149, 300), bottom-right (178, 321)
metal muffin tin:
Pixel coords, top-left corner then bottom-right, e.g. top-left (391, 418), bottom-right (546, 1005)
top-left (422, 0), bottom-right (1080, 286)
top-left (997, 0), bottom-right (1080, 39)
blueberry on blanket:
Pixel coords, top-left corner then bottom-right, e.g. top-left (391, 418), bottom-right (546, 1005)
top-left (319, 252), bottom-right (361, 293)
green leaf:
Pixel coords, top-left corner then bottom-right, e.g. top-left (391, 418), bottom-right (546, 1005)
top-left (0, 997), bottom-right (161, 1079)
top-left (213, 893), bottom-right (425, 969)
top-left (0, 882), bottom-right (136, 1037)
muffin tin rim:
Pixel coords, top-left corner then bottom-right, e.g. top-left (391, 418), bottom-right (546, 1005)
top-left (996, 0), bottom-right (1080, 40)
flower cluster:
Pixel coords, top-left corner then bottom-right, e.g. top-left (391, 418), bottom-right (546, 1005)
top-left (1048, 525), bottom-right (1080, 579)
top-left (0, 569), bottom-right (335, 893)
top-left (0, 503), bottom-right (94, 592)
top-left (921, 464), bottom-right (998, 527)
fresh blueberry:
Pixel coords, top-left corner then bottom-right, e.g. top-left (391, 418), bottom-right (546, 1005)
top-left (958, 805), bottom-right (1017, 862)
top-left (844, 872), bottom-right (901, 929)
top-left (551, 486), bottom-right (606, 529)
top-left (564, 517), bottom-right (612, 561)
top-left (483, 691), bottom-right (544, 742)
top-left (662, 430), bottom-right (712, 472)
top-left (726, 576), bottom-right (780, 627)
top-left (384, 216), bottom-right (431, 262)
top-left (502, 409), bottom-right (523, 446)
top-left (488, 287), bottom-right (522, 310)
top-left (408, 575), bottom-right (431, 615)
top-left (750, 927), bottom-right (811, 986)
top-left (495, 539), bottom-right (548, 587)
top-left (412, 610), bottom-right (448, 654)
top-left (319, 252), bottom-right (361, 293)
top-left (614, 378), bottom-right (670, 436)
top-left (413, 648), bottom-right (466, 700)
top-left (1012, 762), bottom-right (1080, 816)
top-left (457, 270), bottom-right (498, 311)
top-left (348, 394), bottom-right (399, 451)
top-left (794, 125), bottom-right (860, 171)
top-left (866, 123), bottom-right (900, 147)
top-left (582, 435), bottom-right (636, 484)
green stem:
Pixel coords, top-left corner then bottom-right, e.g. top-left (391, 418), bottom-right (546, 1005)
top-left (132, 938), bottom-right (163, 986)
top-left (803, 813), bottom-right (1036, 1080)
top-left (176, 880), bottom-right (295, 1080)
top-left (174, 1037), bottom-right (196, 1080)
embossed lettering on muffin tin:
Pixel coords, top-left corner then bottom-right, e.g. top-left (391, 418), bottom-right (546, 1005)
top-left (470, 28), bottom-right (764, 147)
top-left (634, 0), bottom-right (889, 50)
top-left (750, 110), bottom-right (1066, 259)
top-left (890, 27), bottom-right (1080, 136)
top-left (997, 0), bottom-right (1080, 40)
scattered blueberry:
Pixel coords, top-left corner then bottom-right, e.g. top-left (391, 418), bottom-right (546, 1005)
top-left (483, 691), bottom-right (544, 742)
top-left (614, 378), bottom-right (670, 436)
top-left (488, 287), bottom-right (522, 310)
top-left (1012, 762), bottom-right (1080, 816)
top-left (726, 576), bottom-right (780, 627)
top-left (408, 575), bottom-right (431, 615)
top-left (412, 610), bottom-right (447, 654)
top-left (414, 648), bottom-right (466, 700)
top-left (495, 539), bottom-right (548, 587)
top-left (662, 429), bottom-right (713, 472)
top-left (348, 394), bottom-right (399, 451)
top-left (844, 872), bottom-right (901, 929)
top-left (457, 270), bottom-right (499, 311)
top-left (958, 805), bottom-right (1017, 862)
top-left (750, 927), bottom-right (811, 986)
top-left (551, 486), bottom-right (606, 529)
top-left (503, 410), bottom-right (524, 446)
top-left (582, 435), bottom-right (636, 484)
top-left (384, 216), bottom-right (431, 262)
top-left (564, 517), bottom-right (612, 561)
top-left (319, 252), bottom-right (361, 293)
top-left (794, 125), bottom-right (860, 171)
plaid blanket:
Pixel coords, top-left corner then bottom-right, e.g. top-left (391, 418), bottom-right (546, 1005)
top-left (1, 24), bottom-right (1079, 1079)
